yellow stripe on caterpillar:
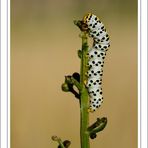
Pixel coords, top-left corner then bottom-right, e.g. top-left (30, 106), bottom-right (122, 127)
top-left (83, 13), bottom-right (92, 23)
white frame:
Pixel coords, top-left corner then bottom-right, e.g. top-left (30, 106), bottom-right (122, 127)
top-left (139, 0), bottom-right (148, 148)
top-left (0, 0), bottom-right (147, 148)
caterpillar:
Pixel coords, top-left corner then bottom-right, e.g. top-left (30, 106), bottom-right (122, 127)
top-left (81, 13), bottom-right (110, 112)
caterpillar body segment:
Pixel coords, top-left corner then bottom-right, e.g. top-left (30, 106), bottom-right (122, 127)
top-left (81, 13), bottom-right (110, 112)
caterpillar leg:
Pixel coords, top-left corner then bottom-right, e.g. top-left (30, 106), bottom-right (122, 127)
top-left (88, 108), bottom-right (95, 113)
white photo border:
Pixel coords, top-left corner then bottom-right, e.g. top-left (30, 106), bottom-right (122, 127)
top-left (0, 0), bottom-right (147, 148)
top-left (1, 0), bottom-right (9, 148)
top-left (139, 0), bottom-right (148, 148)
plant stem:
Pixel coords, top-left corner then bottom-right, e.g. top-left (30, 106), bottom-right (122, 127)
top-left (80, 32), bottom-right (90, 148)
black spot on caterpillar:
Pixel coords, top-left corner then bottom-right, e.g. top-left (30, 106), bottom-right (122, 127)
top-left (82, 13), bottom-right (110, 112)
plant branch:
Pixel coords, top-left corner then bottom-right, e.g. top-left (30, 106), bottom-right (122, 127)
top-left (88, 117), bottom-right (107, 138)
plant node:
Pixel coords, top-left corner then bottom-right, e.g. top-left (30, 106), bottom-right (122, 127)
top-left (61, 74), bottom-right (81, 99)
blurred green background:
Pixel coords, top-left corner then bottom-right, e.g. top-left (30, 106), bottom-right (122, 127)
top-left (11, 0), bottom-right (137, 148)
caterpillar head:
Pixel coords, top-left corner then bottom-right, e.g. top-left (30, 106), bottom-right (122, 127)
top-left (74, 20), bottom-right (89, 31)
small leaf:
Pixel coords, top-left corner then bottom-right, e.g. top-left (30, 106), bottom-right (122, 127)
top-left (77, 50), bottom-right (82, 59)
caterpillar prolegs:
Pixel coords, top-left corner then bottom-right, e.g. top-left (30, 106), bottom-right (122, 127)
top-left (81, 13), bottom-right (110, 112)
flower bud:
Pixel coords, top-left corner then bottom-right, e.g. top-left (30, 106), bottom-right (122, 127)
top-left (72, 72), bottom-right (80, 82)
top-left (61, 83), bottom-right (70, 92)
top-left (90, 133), bottom-right (97, 139)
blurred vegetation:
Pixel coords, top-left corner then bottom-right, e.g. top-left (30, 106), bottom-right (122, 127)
top-left (11, 0), bottom-right (137, 28)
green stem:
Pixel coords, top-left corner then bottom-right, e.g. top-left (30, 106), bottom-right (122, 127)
top-left (80, 32), bottom-right (90, 148)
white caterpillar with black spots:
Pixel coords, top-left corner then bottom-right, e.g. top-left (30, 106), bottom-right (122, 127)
top-left (82, 13), bottom-right (110, 112)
